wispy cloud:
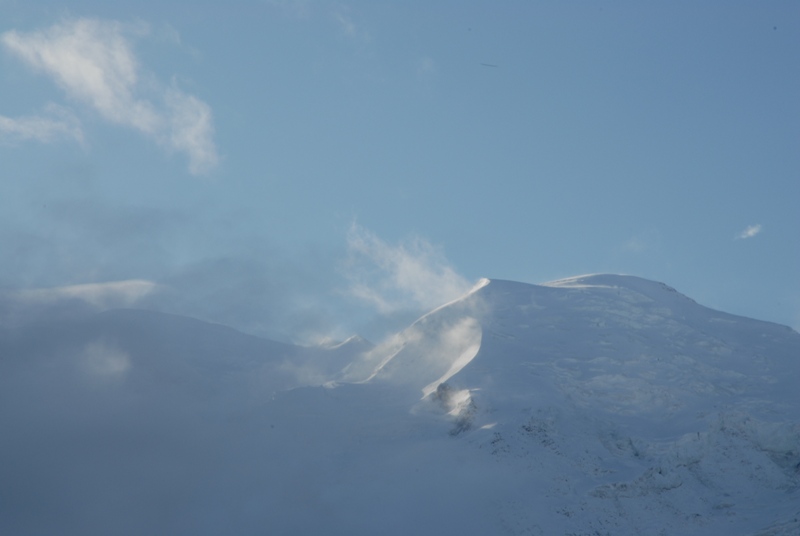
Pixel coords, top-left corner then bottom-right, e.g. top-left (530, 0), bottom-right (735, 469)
top-left (334, 11), bottom-right (357, 36)
top-left (1, 18), bottom-right (217, 174)
top-left (737, 224), bottom-right (762, 240)
top-left (15, 279), bottom-right (161, 309)
top-left (1, 279), bottom-right (162, 328)
top-left (164, 88), bottom-right (217, 174)
top-left (344, 224), bottom-right (473, 314)
top-left (332, 6), bottom-right (370, 42)
top-left (0, 104), bottom-right (84, 144)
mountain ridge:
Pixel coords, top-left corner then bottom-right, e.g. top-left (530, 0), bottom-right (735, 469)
top-left (1, 273), bottom-right (798, 535)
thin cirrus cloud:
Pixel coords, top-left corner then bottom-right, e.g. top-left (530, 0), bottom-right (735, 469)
top-left (0, 103), bottom-right (84, 144)
top-left (737, 224), bottom-right (762, 240)
top-left (1, 18), bottom-right (217, 174)
top-left (344, 223), bottom-right (473, 314)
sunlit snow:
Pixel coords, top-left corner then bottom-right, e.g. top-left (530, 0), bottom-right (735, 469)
top-left (1, 274), bottom-right (798, 535)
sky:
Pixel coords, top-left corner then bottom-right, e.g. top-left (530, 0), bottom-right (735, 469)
top-left (1, 1), bottom-right (798, 342)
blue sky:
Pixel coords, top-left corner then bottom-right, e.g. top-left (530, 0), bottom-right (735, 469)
top-left (1, 1), bottom-right (798, 341)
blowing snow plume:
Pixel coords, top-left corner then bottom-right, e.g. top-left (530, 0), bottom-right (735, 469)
top-left (344, 223), bottom-right (474, 314)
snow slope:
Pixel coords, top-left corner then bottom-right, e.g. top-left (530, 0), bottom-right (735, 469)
top-left (342, 274), bottom-right (800, 534)
top-left (0, 275), bottom-right (798, 535)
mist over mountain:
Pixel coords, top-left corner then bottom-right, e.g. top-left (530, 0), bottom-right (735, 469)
top-left (1, 274), bottom-right (798, 535)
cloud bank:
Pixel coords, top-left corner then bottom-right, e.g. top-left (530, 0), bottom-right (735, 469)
top-left (1, 18), bottom-right (217, 174)
top-left (344, 224), bottom-right (473, 314)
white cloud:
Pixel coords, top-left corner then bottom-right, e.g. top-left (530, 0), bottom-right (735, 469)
top-left (16, 279), bottom-right (161, 309)
top-left (165, 88), bottom-right (218, 174)
top-left (1, 18), bottom-right (217, 174)
top-left (344, 224), bottom-right (473, 314)
top-left (1, 19), bottom-right (159, 130)
top-left (0, 104), bottom-right (83, 144)
top-left (737, 224), bottom-right (762, 240)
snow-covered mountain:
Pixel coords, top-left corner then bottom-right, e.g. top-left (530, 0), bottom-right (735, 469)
top-left (1, 275), bottom-right (798, 535)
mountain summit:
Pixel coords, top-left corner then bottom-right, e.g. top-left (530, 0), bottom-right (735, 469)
top-left (348, 274), bottom-right (797, 420)
top-left (335, 274), bottom-right (800, 534)
top-left (1, 274), bottom-right (798, 535)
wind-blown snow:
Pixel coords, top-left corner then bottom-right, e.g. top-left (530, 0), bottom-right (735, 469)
top-left (1, 275), bottom-right (798, 535)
